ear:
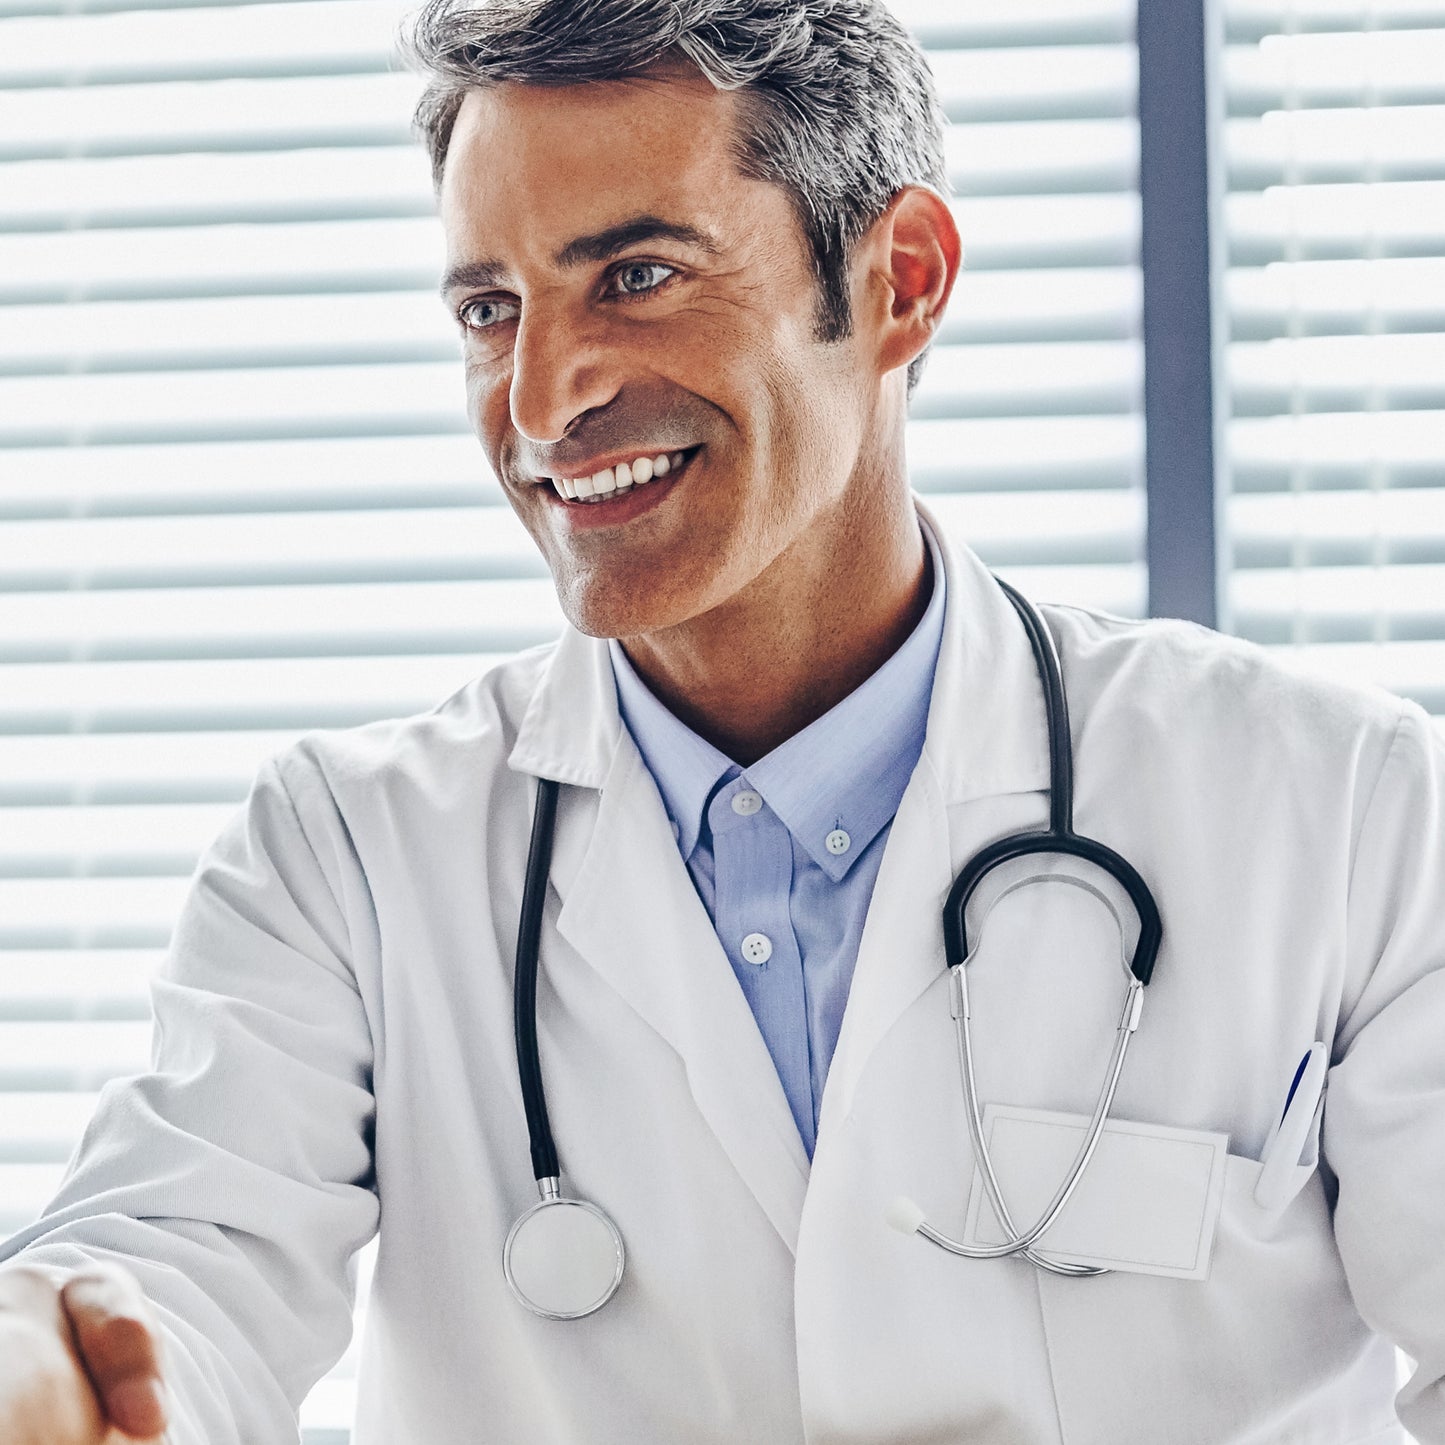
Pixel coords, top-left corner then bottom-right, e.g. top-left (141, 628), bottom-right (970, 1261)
top-left (858, 185), bottom-right (962, 378)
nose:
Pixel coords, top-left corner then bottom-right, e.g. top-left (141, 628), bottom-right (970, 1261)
top-left (508, 300), bottom-right (622, 444)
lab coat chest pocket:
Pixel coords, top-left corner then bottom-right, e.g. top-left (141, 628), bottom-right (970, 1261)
top-left (1033, 1135), bottom-right (1399, 1445)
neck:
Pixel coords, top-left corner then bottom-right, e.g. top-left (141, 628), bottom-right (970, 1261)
top-left (618, 477), bottom-right (929, 767)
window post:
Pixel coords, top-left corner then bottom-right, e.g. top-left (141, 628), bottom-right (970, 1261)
top-left (1139, 0), bottom-right (1226, 626)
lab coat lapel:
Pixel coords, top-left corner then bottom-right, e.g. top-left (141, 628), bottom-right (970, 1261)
top-left (822, 503), bottom-right (1053, 1129)
top-left (508, 626), bottom-right (812, 1256)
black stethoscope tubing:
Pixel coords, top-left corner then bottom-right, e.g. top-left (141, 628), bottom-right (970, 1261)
top-left (515, 771), bottom-right (562, 1184)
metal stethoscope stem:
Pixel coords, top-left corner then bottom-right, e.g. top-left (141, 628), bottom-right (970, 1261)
top-left (917, 888), bottom-right (1144, 1276)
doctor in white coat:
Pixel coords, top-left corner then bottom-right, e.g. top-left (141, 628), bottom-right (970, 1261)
top-left (4, 1), bottom-right (1445, 1441)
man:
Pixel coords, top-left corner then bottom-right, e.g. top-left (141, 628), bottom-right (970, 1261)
top-left (3, 0), bottom-right (1445, 1441)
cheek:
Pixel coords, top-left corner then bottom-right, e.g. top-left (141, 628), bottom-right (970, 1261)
top-left (750, 345), bottom-right (853, 473)
top-left (464, 356), bottom-right (512, 447)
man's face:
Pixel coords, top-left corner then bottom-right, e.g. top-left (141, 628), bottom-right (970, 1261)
top-left (439, 71), bottom-right (879, 639)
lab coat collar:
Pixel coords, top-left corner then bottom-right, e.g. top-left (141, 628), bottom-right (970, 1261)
top-left (914, 496), bottom-right (1051, 806)
top-left (507, 621), bottom-right (620, 788)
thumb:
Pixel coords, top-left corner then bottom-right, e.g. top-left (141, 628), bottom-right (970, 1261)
top-left (59, 1269), bottom-right (169, 1441)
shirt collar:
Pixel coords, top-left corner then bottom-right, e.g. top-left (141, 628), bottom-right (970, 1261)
top-left (608, 645), bottom-right (734, 858)
top-left (610, 519), bottom-right (947, 881)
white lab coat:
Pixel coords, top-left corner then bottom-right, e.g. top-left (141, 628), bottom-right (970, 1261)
top-left (6, 504), bottom-right (1445, 1444)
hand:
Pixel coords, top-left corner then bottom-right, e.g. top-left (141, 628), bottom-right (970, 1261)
top-left (0, 1262), bottom-right (171, 1444)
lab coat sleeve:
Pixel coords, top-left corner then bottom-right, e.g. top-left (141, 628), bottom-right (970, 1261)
top-left (0, 749), bottom-right (381, 1445)
top-left (1324, 703), bottom-right (1445, 1441)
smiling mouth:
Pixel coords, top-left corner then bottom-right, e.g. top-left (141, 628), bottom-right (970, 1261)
top-left (545, 448), bottom-right (697, 504)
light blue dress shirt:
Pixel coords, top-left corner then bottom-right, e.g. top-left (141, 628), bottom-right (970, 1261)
top-left (609, 524), bottom-right (946, 1156)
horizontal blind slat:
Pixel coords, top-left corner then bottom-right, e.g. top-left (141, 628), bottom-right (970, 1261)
top-left (0, 507), bottom-right (538, 586)
top-left (0, 434), bottom-right (497, 513)
top-left (1224, 31), bottom-right (1445, 114)
top-left (0, 577), bottom-right (567, 658)
top-left (1228, 1), bottom-right (1445, 38)
top-left (0, 952), bottom-right (160, 1010)
top-left (0, 1018), bottom-right (156, 1072)
top-left (0, 71), bottom-right (419, 159)
top-left (0, 653), bottom-right (510, 730)
top-left (1230, 487), bottom-right (1445, 556)
top-left (0, 802), bottom-right (240, 871)
top-left (0, 2), bottom-right (404, 85)
top-left (0, 217), bottom-right (444, 303)
top-left (0, 731), bottom-right (302, 803)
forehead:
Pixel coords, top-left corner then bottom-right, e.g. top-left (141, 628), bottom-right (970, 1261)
top-left (439, 73), bottom-right (760, 259)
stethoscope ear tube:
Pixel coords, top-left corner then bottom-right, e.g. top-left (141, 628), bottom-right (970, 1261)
top-left (515, 775), bottom-right (561, 1183)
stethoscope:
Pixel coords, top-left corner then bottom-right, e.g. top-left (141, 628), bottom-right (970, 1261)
top-left (503, 578), bottom-right (1163, 1318)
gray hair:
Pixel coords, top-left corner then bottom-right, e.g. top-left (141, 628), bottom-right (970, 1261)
top-left (401, 0), bottom-right (949, 389)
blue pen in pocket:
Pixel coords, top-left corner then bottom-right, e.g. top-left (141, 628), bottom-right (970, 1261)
top-left (1255, 1041), bottom-right (1329, 1208)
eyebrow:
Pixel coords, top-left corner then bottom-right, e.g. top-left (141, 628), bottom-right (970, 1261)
top-left (438, 214), bottom-right (721, 297)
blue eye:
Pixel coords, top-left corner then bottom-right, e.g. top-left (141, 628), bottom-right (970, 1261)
top-left (459, 297), bottom-right (520, 330)
top-left (614, 263), bottom-right (674, 296)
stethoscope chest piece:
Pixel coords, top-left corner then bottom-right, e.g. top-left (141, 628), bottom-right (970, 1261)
top-left (503, 1187), bottom-right (625, 1320)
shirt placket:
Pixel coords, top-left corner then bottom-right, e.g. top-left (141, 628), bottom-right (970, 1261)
top-left (708, 776), bottom-right (815, 1154)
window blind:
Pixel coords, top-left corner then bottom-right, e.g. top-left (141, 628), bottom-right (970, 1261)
top-left (0, 1), bottom-right (1143, 1439)
top-left (1220, 0), bottom-right (1445, 723)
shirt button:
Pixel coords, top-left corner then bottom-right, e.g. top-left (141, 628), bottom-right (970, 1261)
top-left (825, 828), bottom-right (851, 856)
top-left (732, 790), bottom-right (763, 816)
top-left (741, 932), bottom-right (773, 965)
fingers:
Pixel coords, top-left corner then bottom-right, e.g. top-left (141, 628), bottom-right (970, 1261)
top-left (0, 1265), bottom-right (109, 1444)
top-left (59, 1267), bottom-right (170, 1441)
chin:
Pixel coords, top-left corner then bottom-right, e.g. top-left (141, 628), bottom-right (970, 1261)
top-left (555, 583), bottom-right (663, 642)
top-left (554, 574), bottom-right (714, 643)
top-left (544, 546), bottom-right (717, 639)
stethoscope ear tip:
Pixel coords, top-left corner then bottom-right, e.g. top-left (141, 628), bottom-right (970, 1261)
top-left (885, 1195), bottom-right (927, 1236)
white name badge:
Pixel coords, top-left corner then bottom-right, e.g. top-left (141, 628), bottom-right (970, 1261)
top-left (963, 1104), bottom-right (1230, 1280)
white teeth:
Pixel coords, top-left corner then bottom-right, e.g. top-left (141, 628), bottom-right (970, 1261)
top-left (552, 450), bottom-right (689, 501)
